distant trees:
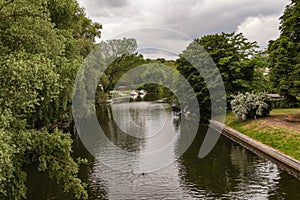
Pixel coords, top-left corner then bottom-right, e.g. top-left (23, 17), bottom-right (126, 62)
top-left (95, 40), bottom-right (177, 101)
top-left (268, 0), bottom-right (300, 106)
top-left (98, 38), bottom-right (145, 93)
top-left (248, 52), bottom-right (271, 93)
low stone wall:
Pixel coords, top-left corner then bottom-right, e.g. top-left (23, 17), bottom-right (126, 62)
top-left (210, 120), bottom-right (300, 178)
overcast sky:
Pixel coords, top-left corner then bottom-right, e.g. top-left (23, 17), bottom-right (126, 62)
top-left (78, 0), bottom-right (289, 59)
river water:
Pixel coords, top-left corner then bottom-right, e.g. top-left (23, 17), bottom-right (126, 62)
top-left (27, 96), bottom-right (300, 199)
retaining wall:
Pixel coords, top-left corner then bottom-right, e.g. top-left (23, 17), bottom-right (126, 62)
top-left (210, 120), bottom-right (300, 178)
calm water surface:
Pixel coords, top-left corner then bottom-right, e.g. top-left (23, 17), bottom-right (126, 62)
top-left (27, 96), bottom-right (300, 199)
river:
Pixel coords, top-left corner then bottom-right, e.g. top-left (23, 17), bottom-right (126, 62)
top-left (27, 95), bottom-right (300, 199)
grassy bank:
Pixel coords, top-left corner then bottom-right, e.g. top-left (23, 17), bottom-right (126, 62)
top-left (225, 108), bottom-right (300, 161)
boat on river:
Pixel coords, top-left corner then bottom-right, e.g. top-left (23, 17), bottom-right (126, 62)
top-left (139, 89), bottom-right (146, 95)
top-left (130, 90), bottom-right (138, 96)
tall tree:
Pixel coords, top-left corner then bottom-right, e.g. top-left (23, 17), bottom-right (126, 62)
top-left (176, 32), bottom-right (258, 120)
top-left (268, 0), bottom-right (300, 106)
top-left (0, 0), bottom-right (101, 199)
top-left (194, 32), bottom-right (258, 96)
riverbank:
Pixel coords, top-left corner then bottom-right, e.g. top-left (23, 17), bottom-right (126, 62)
top-left (225, 108), bottom-right (300, 161)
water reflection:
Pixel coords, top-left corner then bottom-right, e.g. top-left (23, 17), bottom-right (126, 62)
top-left (26, 100), bottom-right (300, 199)
top-left (179, 128), bottom-right (240, 198)
top-left (92, 100), bottom-right (198, 173)
top-left (179, 127), bottom-right (300, 199)
top-left (97, 104), bottom-right (146, 152)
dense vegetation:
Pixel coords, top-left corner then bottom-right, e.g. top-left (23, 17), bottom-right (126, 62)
top-left (0, 0), bottom-right (100, 199)
top-left (268, 0), bottom-right (300, 107)
top-left (175, 32), bottom-right (259, 121)
top-left (176, 0), bottom-right (299, 120)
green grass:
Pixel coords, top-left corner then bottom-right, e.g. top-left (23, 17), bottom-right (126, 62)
top-left (225, 109), bottom-right (300, 161)
top-left (270, 107), bottom-right (300, 115)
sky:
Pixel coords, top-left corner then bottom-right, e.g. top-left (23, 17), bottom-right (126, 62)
top-left (77, 0), bottom-right (289, 59)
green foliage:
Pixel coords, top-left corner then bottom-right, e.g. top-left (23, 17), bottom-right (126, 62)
top-left (268, 0), bottom-right (300, 106)
top-left (30, 129), bottom-right (88, 199)
top-left (194, 32), bottom-right (258, 96)
top-left (0, 0), bottom-right (99, 125)
top-left (176, 32), bottom-right (257, 121)
top-left (0, 116), bottom-right (88, 199)
top-left (0, 0), bottom-right (101, 198)
top-left (279, 0), bottom-right (300, 42)
top-left (0, 52), bottom-right (60, 127)
top-left (248, 52), bottom-right (271, 92)
top-left (176, 51), bottom-right (211, 121)
top-left (0, 0), bottom-right (62, 57)
top-left (230, 92), bottom-right (271, 121)
top-left (96, 38), bottom-right (145, 93)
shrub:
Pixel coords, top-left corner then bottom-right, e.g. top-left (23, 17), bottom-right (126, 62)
top-left (231, 92), bottom-right (271, 121)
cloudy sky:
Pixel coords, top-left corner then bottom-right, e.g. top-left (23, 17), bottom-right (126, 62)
top-left (78, 0), bottom-right (289, 59)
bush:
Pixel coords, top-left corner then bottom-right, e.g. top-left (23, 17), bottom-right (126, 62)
top-left (231, 92), bottom-right (271, 121)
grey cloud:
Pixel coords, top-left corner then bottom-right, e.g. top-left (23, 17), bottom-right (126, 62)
top-left (158, 0), bottom-right (288, 38)
top-left (107, 28), bottom-right (192, 59)
top-left (83, 0), bottom-right (130, 8)
top-left (237, 15), bottom-right (282, 49)
top-left (79, 0), bottom-right (132, 18)
top-left (102, 0), bottom-right (130, 8)
top-left (139, 48), bottom-right (178, 60)
top-left (78, 0), bottom-right (289, 58)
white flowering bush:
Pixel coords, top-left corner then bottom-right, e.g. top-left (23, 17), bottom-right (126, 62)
top-left (230, 92), bottom-right (271, 121)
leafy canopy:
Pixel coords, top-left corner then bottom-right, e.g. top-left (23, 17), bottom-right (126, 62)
top-left (176, 32), bottom-right (258, 121)
top-left (268, 0), bottom-right (300, 106)
top-left (0, 0), bottom-right (101, 199)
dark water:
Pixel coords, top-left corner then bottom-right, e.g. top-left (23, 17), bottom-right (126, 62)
top-left (27, 97), bottom-right (300, 200)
